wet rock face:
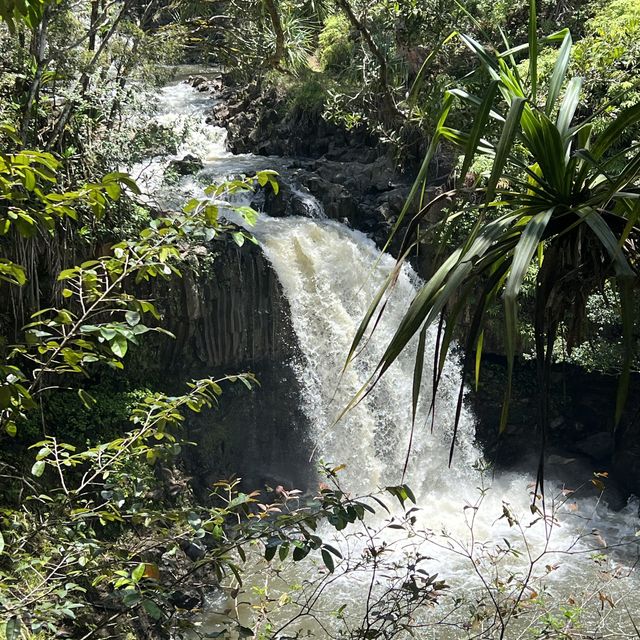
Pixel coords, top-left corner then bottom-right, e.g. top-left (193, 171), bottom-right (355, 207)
top-left (206, 81), bottom-right (381, 162)
top-left (150, 241), bottom-right (315, 497)
top-left (252, 156), bottom-right (424, 251)
top-left (203, 76), bottom-right (436, 254)
top-left (470, 356), bottom-right (640, 507)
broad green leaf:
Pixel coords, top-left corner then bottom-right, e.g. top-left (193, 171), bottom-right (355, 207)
top-left (142, 599), bottom-right (163, 621)
top-left (125, 310), bottom-right (140, 326)
top-left (77, 389), bottom-right (96, 409)
top-left (321, 549), bottom-right (335, 573)
top-left (132, 563), bottom-right (145, 582)
top-left (5, 617), bottom-right (21, 640)
top-left (31, 459), bottom-right (46, 477)
top-left (232, 231), bottom-right (245, 247)
top-left (110, 334), bottom-right (128, 358)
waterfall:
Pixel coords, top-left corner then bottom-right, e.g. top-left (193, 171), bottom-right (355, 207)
top-left (258, 216), bottom-right (479, 496)
top-left (256, 216), bottom-right (580, 557)
top-left (143, 78), bottom-right (640, 636)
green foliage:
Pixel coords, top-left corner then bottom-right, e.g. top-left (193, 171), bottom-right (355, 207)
top-left (0, 0), bottom-right (49, 32)
top-left (224, 0), bottom-right (317, 77)
top-left (0, 151), bottom-right (362, 638)
top-left (573, 0), bottom-right (640, 142)
top-left (287, 73), bottom-right (328, 114)
top-left (348, 4), bottom-right (640, 463)
top-left (318, 14), bottom-right (353, 72)
top-left (22, 385), bottom-right (150, 444)
top-left (0, 374), bottom-right (259, 638)
top-left (1, 168), bottom-right (270, 440)
top-left (0, 131), bottom-right (139, 307)
top-left (0, 0), bottom-right (188, 165)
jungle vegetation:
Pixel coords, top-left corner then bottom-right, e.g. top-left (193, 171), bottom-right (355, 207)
top-left (0, 0), bottom-right (639, 638)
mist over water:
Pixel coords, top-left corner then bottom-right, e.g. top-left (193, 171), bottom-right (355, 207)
top-left (146, 79), bottom-right (640, 637)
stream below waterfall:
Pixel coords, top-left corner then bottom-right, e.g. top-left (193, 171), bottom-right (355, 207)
top-left (130, 76), bottom-right (640, 638)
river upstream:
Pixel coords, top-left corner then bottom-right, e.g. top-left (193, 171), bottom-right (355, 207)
top-left (130, 76), bottom-right (640, 639)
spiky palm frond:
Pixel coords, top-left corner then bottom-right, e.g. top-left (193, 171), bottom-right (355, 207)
top-left (347, 1), bottom-right (640, 475)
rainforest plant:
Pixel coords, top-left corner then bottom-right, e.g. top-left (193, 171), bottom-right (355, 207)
top-left (347, 0), bottom-right (640, 487)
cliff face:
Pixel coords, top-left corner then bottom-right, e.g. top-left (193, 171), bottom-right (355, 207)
top-left (149, 240), bottom-right (314, 496)
top-left (160, 244), bottom-right (291, 372)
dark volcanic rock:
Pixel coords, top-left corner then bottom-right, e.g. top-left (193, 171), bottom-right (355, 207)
top-left (470, 356), bottom-right (640, 508)
top-left (167, 154), bottom-right (204, 176)
top-left (146, 239), bottom-right (315, 497)
top-left (252, 181), bottom-right (316, 218)
top-left (207, 81), bottom-right (381, 162)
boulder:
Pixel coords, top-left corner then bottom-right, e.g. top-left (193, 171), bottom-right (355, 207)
top-left (187, 75), bottom-right (208, 89)
top-left (166, 154), bottom-right (204, 176)
top-left (253, 182), bottom-right (316, 218)
top-left (572, 432), bottom-right (615, 461)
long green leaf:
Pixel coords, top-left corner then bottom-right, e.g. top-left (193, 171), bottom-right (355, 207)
top-left (404, 323), bottom-right (428, 479)
top-left (447, 88), bottom-right (505, 121)
top-left (501, 208), bottom-right (554, 432)
top-left (528, 0), bottom-right (538, 102)
top-left (378, 213), bottom-right (517, 379)
top-left (545, 31), bottom-right (572, 115)
top-left (412, 324), bottom-right (427, 430)
top-left (344, 265), bottom-right (398, 368)
top-left (485, 97), bottom-right (526, 206)
top-left (459, 33), bottom-right (500, 80)
top-left (500, 28), bottom-right (569, 58)
top-left (556, 77), bottom-right (582, 139)
top-left (578, 208), bottom-right (634, 278)
top-left (505, 209), bottom-right (554, 300)
top-left (381, 92), bottom-right (454, 254)
top-left (407, 32), bottom-right (457, 108)
top-left (459, 81), bottom-right (499, 182)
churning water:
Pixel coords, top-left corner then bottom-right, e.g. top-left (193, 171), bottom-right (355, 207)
top-left (140, 78), bottom-right (640, 638)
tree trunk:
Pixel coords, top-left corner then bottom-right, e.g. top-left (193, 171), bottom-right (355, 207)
top-left (263, 0), bottom-right (285, 68)
top-left (20, 6), bottom-right (51, 143)
top-left (46, 1), bottom-right (129, 150)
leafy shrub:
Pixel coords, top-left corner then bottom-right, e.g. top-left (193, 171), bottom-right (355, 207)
top-left (573, 0), bottom-right (640, 142)
top-left (318, 14), bottom-right (353, 72)
top-left (21, 386), bottom-right (151, 445)
top-left (287, 75), bottom-right (328, 114)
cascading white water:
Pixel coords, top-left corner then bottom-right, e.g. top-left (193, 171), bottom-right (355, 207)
top-left (141, 78), bottom-right (640, 637)
top-left (255, 214), bottom-right (640, 638)
top-left (256, 215), bottom-right (636, 558)
top-left (258, 217), bottom-right (479, 494)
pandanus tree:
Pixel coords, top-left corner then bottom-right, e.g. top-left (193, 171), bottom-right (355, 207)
top-left (347, 1), bottom-right (640, 491)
